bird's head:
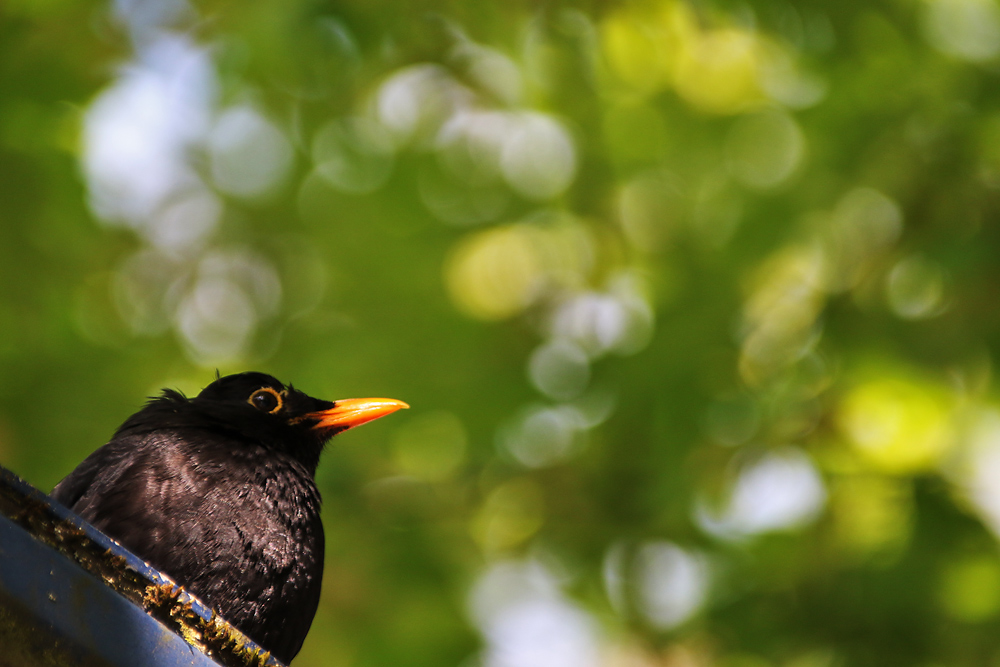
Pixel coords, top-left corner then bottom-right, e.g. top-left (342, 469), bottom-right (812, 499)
top-left (135, 372), bottom-right (408, 473)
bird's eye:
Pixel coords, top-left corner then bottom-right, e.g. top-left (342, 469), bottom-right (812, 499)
top-left (248, 388), bottom-right (283, 414)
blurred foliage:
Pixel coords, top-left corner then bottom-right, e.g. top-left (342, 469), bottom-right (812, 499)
top-left (6, 0), bottom-right (1000, 665)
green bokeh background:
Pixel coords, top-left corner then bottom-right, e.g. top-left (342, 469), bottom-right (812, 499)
top-left (5, 0), bottom-right (1000, 665)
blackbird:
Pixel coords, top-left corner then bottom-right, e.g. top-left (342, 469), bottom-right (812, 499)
top-left (50, 371), bottom-right (407, 664)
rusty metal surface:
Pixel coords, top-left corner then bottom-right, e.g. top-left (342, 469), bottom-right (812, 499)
top-left (0, 465), bottom-right (284, 667)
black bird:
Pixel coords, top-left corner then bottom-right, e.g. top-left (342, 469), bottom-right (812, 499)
top-left (50, 372), bottom-right (407, 664)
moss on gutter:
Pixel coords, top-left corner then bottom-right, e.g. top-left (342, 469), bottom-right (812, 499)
top-left (0, 468), bottom-right (281, 667)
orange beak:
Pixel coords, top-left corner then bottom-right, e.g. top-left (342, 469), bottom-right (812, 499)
top-left (306, 398), bottom-right (409, 433)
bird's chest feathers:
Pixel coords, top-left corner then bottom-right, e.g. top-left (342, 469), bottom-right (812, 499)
top-left (175, 445), bottom-right (322, 573)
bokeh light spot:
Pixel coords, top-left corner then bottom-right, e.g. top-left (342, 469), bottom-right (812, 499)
top-left (952, 408), bottom-right (1000, 539)
top-left (939, 556), bottom-right (1000, 622)
top-left (634, 542), bottom-right (711, 629)
top-left (171, 249), bottom-right (281, 365)
top-left (209, 105), bottom-right (293, 199)
top-left (501, 404), bottom-right (588, 468)
top-left (470, 561), bottom-right (600, 667)
top-left (313, 117), bottom-right (395, 195)
top-left (83, 33), bottom-right (214, 226)
top-left (500, 113), bottom-right (577, 200)
top-left (759, 43), bottom-right (827, 108)
top-left (924, 0), bottom-right (1000, 62)
top-left (837, 377), bottom-right (954, 474)
top-left (726, 109), bottom-right (805, 189)
top-left (823, 188), bottom-right (903, 292)
top-left (550, 277), bottom-right (654, 358)
top-left (529, 340), bottom-right (590, 401)
top-left (739, 245), bottom-right (825, 385)
top-left (445, 225), bottom-right (545, 320)
top-left (601, 9), bottom-right (674, 93)
top-left (886, 255), bottom-right (947, 319)
top-left (674, 28), bottom-right (765, 115)
top-left (471, 478), bottom-right (545, 552)
top-left (830, 475), bottom-right (913, 559)
top-left (145, 189), bottom-right (221, 252)
top-left (376, 64), bottom-right (465, 146)
top-left (616, 171), bottom-right (680, 252)
top-left (175, 276), bottom-right (256, 363)
top-left (697, 448), bottom-right (827, 539)
top-left (458, 43), bottom-right (524, 106)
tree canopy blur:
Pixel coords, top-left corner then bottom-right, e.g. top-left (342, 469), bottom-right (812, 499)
top-left (5, 0), bottom-right (1000, 665)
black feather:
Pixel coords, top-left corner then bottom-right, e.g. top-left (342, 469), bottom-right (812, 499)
top-left (51, 372), bottom-right (343, 663)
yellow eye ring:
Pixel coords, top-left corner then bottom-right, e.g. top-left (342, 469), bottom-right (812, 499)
top-left (248, 387), bottom-right (283, 414)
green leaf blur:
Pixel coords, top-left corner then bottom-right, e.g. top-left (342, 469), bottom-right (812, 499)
top-left (4, 0), bottom-right (1000, 665)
